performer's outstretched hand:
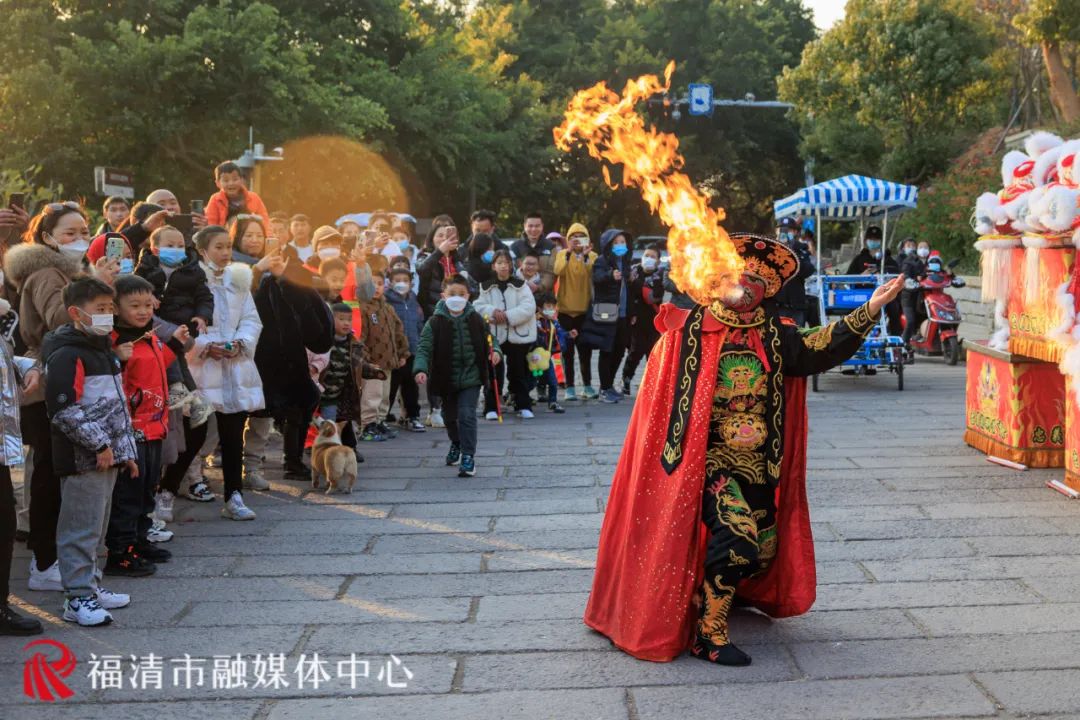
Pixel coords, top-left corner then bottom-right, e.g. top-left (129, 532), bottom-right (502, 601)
top-left (868, 275), bottom-right (906, 315)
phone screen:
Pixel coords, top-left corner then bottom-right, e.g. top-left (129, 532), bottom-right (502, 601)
top-left (190, 199), bottom-right (204, 215)
top-left (106, 236), bottom-right (125, 260)
top-left (265, 236), bottom-right (281, 254)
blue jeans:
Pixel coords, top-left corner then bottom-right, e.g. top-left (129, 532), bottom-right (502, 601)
top-left (443, 385), bottom-right (480, 456)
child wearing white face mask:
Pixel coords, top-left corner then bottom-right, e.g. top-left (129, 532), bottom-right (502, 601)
top-left (44, 276), bottom-right (138, 626)
top-left (385, 267), bottom-right (426, 431)
top-left (309, 225), bottom-right (345, 272)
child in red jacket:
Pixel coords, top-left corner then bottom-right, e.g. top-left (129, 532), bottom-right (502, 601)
top-left (204, 161), bottom-right (270, 235)
top-left (104, 275), bottom-right (191, 577)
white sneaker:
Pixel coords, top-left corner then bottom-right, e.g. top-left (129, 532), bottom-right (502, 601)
top-left (95, 586), bottom-right (130, 609)
top-left (63, 595), bottom-right (112, 626)
top-left (243, 468), bottom-right (269, 491)
top-left (222, 492), bottom-right (256, 521)
top-left (146, 520), bottom-right (173, 543)
top-left (185, 481), bottom-right (214, 502)
top-left (485, 411), bottom-right (499, 421)
top-left (154, 490), bottom-right (175, 522)
top-left (28, 558), bottom-right (63, 592)
top-left (429, 409), bottom-right (445, 428)
top-left (519, 409), bottom-right (535, 419)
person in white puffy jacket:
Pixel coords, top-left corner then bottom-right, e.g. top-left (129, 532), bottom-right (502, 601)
top-left (187, 225), bottom-right (264, 521)
top-left (474, 250), bottom-right (536, 419)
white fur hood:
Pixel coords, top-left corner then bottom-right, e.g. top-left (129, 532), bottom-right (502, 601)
top-left (201, 261), bottom-right (253, 292)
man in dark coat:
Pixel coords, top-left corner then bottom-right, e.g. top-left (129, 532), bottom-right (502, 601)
top-left (253, 247), bottom-right (334, 477)
top-left (845, 225), bottom-right (902, 335)
top-left (773, 217), bottom-right (815, 326)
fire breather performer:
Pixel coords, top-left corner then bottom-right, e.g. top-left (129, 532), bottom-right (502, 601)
top-left (554, 65), bottom-right (905, 666)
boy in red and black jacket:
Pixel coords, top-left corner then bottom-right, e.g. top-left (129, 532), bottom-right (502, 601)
top-left (103, 275), bottom-right (190, 577)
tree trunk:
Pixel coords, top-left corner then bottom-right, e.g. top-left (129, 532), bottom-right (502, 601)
top-left (1042, 41), bottom-right (1080, 124)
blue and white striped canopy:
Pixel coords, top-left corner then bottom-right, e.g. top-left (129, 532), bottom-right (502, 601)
top-left (773, 175), bottom-right (918, 221)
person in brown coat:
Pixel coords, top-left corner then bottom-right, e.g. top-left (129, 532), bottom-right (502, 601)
top-left (3, 203), bottom-right (90, 591)
top-left (357, 271), bottom-right (409, 441)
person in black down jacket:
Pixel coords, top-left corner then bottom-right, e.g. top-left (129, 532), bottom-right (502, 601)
top-left (253, 245), bottom-right (334, 478)
top-left (579, 228), bottom-right (633, 404)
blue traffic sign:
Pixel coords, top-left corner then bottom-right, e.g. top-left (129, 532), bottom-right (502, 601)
top-left (688, 83), bottom-right (713, 116)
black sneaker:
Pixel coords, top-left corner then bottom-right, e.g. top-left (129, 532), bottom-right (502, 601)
top-left (445, 443), bottom-right (462, 466)
top-left (134, 541), bottom-right (172, 563)
top-left (360, 423), bottom-right (386, 442)
top-left (104, 546), bottom-right (157, 577)
top-left (283, 459), bottom-right (310, 479)
top-left (458, 454), bottom-right (476, 477)
top-left (548, 402), bottom-right (565, 414)
top-left (0, 603), bottom-right (43, 636)
top-left (376, 421), bottom-right (398, 438)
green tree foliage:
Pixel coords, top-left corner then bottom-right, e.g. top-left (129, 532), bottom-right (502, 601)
top-left (0, 0), bottom-right (814, 234)
top-left (779, 0), bottom-right (1004, 185)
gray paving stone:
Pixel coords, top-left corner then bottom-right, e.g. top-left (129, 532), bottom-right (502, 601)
top-left (478, 592), bottom-right (588, 621)
top-left (485, 548), bottom-right (597, 572)
top-left (632, 675), bottom-right (996, 719)
top-left (371, 529), bottom-right (600, 555)
top-left (862, 555), bottom-right (1080, 582)
top-left (264, 689), bottom-right (630, 720)
top-left (813, 538), bottom-right (976, 562)
top-left (974, 669), bottom-right (1080, 715)
top-left (1, 702), bottom-right (261, 719)
top-left (172, 597), bottom-right (472, 627)
top-left (463, 647), bottom-right (798, 691)
top-left (234, 552), bottom-right (482, 576)
top-left (391, 498), bottom-right (599, 518)
top-left (342, 569), bottom-right (596, 600)
top-left (830, 517), bottom-right (1065, 540)
top-left (923, 501), bottom-right (1080, 519)
top-left (814, 579), bottom-right (1038, 610)
top-left (494, 513), bottom-right (604, 532)
top-left (303, 618), bottom-right (611, 655)
top-left (910, 602), bottom-right (1080, 636)
top-left (264, 516), bottom-right (493, 535)
top-left (789, 631), bottom-right (1080, 679)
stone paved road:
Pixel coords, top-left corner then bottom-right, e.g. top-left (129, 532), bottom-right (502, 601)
top-left (4, 359), bottom-right (1080, 719)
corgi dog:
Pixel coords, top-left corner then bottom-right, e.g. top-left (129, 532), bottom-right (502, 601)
top-left (311, 418), bottom-right (358, 494)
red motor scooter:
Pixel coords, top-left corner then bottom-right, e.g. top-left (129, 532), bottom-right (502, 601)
top-left (902, 266), bottom-right (966, 366)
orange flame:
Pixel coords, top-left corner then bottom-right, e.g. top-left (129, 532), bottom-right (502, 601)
top-left (554, 61), bottom-right (744, 305)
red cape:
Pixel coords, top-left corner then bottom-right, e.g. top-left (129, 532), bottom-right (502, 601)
top-left (583, 304), bottom-right (816, 662)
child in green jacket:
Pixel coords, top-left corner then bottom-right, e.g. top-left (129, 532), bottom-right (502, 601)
top-left (414, 274), bottom-right (501, 477)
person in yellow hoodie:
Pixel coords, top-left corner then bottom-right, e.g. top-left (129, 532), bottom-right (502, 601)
top-left (553, 223), bottom-right (598, 401)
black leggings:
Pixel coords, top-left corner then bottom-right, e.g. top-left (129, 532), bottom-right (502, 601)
top-left (598, 318), bottom-right (630, 391)
top-left (280, 404), bottom-right (314, 465)
top-left (1, 465), bottom-right (14, 602)
top-left (559, 313), bottom-right (592, 387)
top-left (215, 412), bottom-right (247, 499)
top-left (23, 402), bottom-right (59, 571)
top-left (161, 416), bottom-right (209, 495)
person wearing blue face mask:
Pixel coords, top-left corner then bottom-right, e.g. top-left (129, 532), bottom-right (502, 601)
top-left (580, 229), bottom-right (634, 404)
top-left (773, 217), bottom-right (815, 326)
top-left (844, 225), bottom-right (904, 337)
top-left (845, 226), bottom-right (899, 275)
top-left (464, 232), bottom-right (496, 293)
